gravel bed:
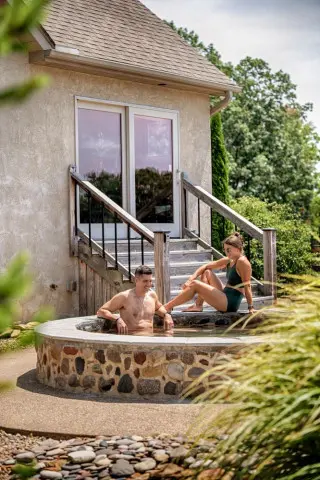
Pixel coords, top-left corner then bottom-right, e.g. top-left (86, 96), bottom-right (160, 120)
top-left (0, 429), bottom-right (221, 480)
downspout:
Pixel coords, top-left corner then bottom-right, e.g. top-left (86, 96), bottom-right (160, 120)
top-left (210, 90), bottom-right (233, 116)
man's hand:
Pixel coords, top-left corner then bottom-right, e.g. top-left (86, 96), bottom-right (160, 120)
top-left (164, 314), bottom-right (174, 330)
top-left (116, 317), bottom-right (128, 334)
top-left (163, 329), bottom-right (174, 337)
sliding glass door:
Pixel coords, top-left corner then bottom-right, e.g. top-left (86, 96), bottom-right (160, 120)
top-left (129, 108), bottom-right (180, 237)
top-left (76, 101), bottom-right (180, 239)
top-left (76, 103), bottom-right (127, 238)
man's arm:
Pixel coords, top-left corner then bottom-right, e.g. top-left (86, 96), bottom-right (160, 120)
top-left (153, 292), bottom-right (174, 330)
top-left (96, 293), bottom-right (125, 322)
top-left (97, 293), bottom-right (128, 334)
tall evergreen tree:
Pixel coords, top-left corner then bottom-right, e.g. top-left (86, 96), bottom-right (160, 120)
top-left (211, 113), bottom-right (230, 249)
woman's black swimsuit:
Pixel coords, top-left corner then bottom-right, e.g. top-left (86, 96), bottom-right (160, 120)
top-left (223, 261), bottom-right (244, 312)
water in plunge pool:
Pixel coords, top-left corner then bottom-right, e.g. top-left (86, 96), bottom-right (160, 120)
top-left (151, 327), bottom-right (249, 337)
top-left (78, 319), bottom-right (251, 337)
top-left (86, 325), bottom-right (250, 337)
top-left (125, 327), bottom-right (249, 337)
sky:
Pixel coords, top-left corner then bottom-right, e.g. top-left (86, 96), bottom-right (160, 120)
top-left (143, 0), bottom-right (320, 136)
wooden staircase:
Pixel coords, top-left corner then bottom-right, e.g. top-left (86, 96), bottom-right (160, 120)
top-left (69, 167), bottom-right (276, 319)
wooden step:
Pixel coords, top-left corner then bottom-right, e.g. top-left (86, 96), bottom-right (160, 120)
top-left (169, 283), bottom-right (260, 299)
top-left (96, 238), bottom-right (199, 253)
top-left (166, 273), bottom-right (225, 289)
top-left (126, 261), bottom-right (211, 276)
top-left (113, 249), bottom-right (212, 265)
top-left (173, 295), bottom-right (273, 312)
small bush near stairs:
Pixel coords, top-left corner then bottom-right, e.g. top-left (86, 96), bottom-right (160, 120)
top-left (231, 196), bottom-right (314, 279)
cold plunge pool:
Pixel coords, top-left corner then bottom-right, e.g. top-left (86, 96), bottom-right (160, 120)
top-left (35, 316), bottom-right (260, 399)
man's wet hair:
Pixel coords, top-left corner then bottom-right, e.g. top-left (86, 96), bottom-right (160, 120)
top-left (135, 265), bottom-right (152, 277)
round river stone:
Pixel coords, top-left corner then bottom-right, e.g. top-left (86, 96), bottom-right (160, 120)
top-left (167, 362), bottom-right (184, 381)
top-left (188, 367), bottom-right (205, 378)
top-left (75, 357), bottom-right (85, 375)
top-left (99, 377), bottom-right (115, 392)
top-left (137, 379), bottom-right (161, 395)
top-left (117, 374), bottom-right (134, 393)
top-left (95, 350), bottom-right (105, 364)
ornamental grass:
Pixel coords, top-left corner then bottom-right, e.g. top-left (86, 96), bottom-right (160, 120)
top-left (189, 275), bottom-right (320, 480)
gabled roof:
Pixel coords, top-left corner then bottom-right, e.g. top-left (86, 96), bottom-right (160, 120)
top-left (40, 0), bottom-right (239, 94)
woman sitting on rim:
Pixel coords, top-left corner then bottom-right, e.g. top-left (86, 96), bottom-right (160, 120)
top-left (164, 232), bottom-right (254, 314)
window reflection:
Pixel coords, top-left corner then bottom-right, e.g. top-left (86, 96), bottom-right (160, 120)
top-left (78, 109), bottom-right (122, 223)
top-left (134, 115), bottom-right (173, 224)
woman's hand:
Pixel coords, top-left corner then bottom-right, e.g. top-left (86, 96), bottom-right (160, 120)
top-left (182, 278), bottom-right (193, 290)
top-left (116, 317), bottom-right (128, 334)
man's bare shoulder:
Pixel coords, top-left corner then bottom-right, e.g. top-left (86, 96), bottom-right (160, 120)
top-left (110, 290), bottom-right (133, 304)
top-left (148, 290), bottom-right (158, 300)
top-left (122, 289), bottom-right (134, 296)
top-left (111, 290), bottom-right (126, 299)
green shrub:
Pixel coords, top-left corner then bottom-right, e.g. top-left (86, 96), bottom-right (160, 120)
top-left (310, 194), bottom-right (320, 235)
top-left (190, 275), bottom-right (320, 479)
top-left (230, 196), bottom-right (313, 278)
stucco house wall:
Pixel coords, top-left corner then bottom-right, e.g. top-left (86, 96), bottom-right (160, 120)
top-left (0, 53), bottom-right (211, 320)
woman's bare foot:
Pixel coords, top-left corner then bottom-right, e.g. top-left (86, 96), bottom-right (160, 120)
top-left (182, 304), bottom-right (203, 312)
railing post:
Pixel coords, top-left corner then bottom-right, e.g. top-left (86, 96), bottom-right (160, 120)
top-left (263, 228), bottom-right (277, 298)
top-left (154, 231), bottom-right (170, 305)
top-left (180, 172), bottom-right (187, 236)
top-left (69, 165), bottom-right (78, 256)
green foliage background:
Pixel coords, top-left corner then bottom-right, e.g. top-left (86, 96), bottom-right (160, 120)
top-left (230, 197), bottom-right (313, 278)
top-left (167, 22), bottom-right (320, 218)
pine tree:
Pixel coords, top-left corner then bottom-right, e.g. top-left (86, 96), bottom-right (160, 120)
top-left (211, 113), bottom-right (230, 249)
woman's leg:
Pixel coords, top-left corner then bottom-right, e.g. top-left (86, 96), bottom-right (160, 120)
top-left (165, 279), bottom-right (228, 313)
top-left (183, 270), bottom-right (224, 312)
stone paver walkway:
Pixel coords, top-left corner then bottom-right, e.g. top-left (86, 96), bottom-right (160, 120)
top-left (0, 349), bottom-right (216, 437)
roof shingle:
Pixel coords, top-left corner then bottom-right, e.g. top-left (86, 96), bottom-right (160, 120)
top-left (43, 0), bottom-right (238, 92)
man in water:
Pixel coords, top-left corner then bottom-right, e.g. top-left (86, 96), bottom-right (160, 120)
top-left (96, 265), bottom-right (174, 335)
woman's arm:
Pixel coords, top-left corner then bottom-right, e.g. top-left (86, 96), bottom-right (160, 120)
top-left (183, 257), bottom-right (229, 288)
top-left (152, 292), bottom-right (174, 330)
top-left (237, 258), bottom-right (254, 313)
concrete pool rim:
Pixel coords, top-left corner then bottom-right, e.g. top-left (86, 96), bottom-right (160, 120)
top-left (36, 316), bottom-right (261, 347)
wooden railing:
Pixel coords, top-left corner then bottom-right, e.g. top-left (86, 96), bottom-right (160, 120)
top-left (181, 173), bottom-right (277, 297)
top-left (69, 166), bottom-right (171, 304)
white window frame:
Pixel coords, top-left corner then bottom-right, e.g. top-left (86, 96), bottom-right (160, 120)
top-left (128, 106), bottom-right (180, 237)
top-left (75, 96), bottom-right (181, 238)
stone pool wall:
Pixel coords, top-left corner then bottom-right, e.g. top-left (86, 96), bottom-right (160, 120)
top-left (36, 338), bottom-right (234, 399)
